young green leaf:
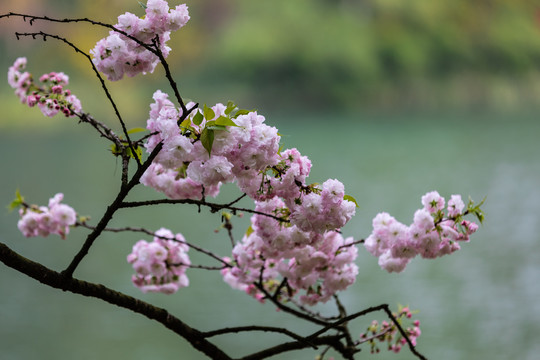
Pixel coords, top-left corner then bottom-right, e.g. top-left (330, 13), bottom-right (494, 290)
top-left (8, 189), bottom-right (24, 211)
top-left (233, 109), bottom-right (252, 118)
top-left (343, 194), bottom-right (359, 207)
top-left (203, 104), bottom-right (215, 121)
top-left (127, 127), bottom-right (147, 135)
top-left (193, 111), bottom-right (204, 126)
top-left (245, 225), bottom-right (254, 237)
top-left (215, 116), bottom-right (238, 127)
top-left (201, 127), bottom-right (215, 156)
top-left (224, 101), bottom-right (236, 115)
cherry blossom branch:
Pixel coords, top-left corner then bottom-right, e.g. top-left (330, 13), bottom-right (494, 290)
top-left (0, 241), bottom-right (422, 360)
top-left (14, 30), bottom-right (140, 167)
top-left (382, 306), bottom-right (427, 360)
top-left (2, 12), bottom-right (191, 114)
top-left (63, 101), bottom-right (198, 277)
top-left (356, 327), bottom-right (393, 345)
top-left (0, 241), bottom-right (232, 360)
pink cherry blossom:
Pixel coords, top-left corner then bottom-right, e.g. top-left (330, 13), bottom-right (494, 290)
top-left (7, 58), bottom-right (82, 117)
top-left (127, 227), bottom-right (190, 294)
top-left (17, 193), bottom-right (77, 239)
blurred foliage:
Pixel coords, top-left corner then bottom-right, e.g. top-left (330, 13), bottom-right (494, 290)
top-left (208, 0), bottom-right (540, 109)
top-left (2, 0), bottom-right (540, 121)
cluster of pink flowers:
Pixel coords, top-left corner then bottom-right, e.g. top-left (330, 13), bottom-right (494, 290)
top-left (141, 91), bottom-right (280, 200)
top-left (359, 307), bottom-right (421, 354)
top-left (141, 91), bottom-right (356, 226)
top-left (7, 57), bottom-right (82, 117)
top-left (90, 0), bottom-right (190, 81)
top-left (221, 197), bottom-right (358, 306)
top-left (127, 228), bottom-right (190, 294)
top-left (364, 191), bottom-right (479, 273)
top-left (138, 90), bottom-right (358, 304)
top-left (17, 193), bottom-right (77, 239)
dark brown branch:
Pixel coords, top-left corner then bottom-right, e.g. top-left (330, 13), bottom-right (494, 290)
top-left (238, 335), bottom-right (347, 360)
top-left (120, 199), bottom-right (288, 223)
top-left (0, 242), bottom-right (232, 360)
top-left (333, 294), bottom-right (355, 351)
top-left (76, 113), bottom-right (121, 145)
top-left (62, 141), bottom-right (163, 277)
top-left (152, 35), bottom-right (186, 114)
top-left (64, 101), bottom-right (198, 277)
top-left (1, 12), bottom-right (158, 55)
top-left (338, 239), bottom-right (365, 250)
top-left (203, 326), bottom-right (317, 349)
top-left (254, 282), bottom-right (330, 327)
top-left (306, 304), bottom-right (389, 341)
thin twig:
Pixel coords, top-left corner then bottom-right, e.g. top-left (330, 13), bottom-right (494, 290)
top-left (255, 282), bottom-right (330, 327)
top-left (152, 35), bottom-right (186, 114)
top-left (76, 222), bottom-right (231, 268)
top-left (382, 306), bottom-right (428, 360)
top-left (120, 199), bottom-right (288, 223)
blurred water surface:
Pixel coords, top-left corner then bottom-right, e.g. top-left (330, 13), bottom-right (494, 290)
top-left (0, 109), bottom-right (539, 360)
top-left (1, 0), bottom-right (540, 358)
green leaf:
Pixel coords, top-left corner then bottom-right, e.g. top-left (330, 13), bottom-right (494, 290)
top-left (127, 127), bottom-right (147, 135)
top-left (215, 116), bottom-right (238, 127)
top-left (204, 120), bottom-right (228, 131)
top-left (193, 111), bottom-right (204, 126)
top-left (224, 101), bottom-right (236, 115)
top-left (201, 127), bottom-right (215, 156)
top-left (343, 194), bottom-right (359, 207)
top-left (203, 104), bottom-right (215, 121)
top-left (233, 109), bottom-right (252, 118)
top-left (206, 125), bottom-right (228, 131)
top-left (245, 225), bottom-right (254, 237)
top-left (8, 189), bottom-right (24, 211)
top-left (138, 1), bottom-right (147, 9)
top-left (180, 118), bottom-right (191, 128)
top-left (467, 196), bottom-right (486, 224)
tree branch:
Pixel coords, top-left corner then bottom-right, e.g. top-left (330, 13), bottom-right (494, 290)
top-left (238, 335), bottom-right (347, 360)
top-left (14, 30), bottom-right (141, 167)
top-left (0, 242), bottom-right (232, 360)
top-left (120, 199), bottom-right (288, 223)
top-left (76, 222), bottom-right (231, 268)
top-left (203, 326), bottom-right (317, 349)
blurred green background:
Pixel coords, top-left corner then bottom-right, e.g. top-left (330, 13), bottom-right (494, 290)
top-left (1, 0), bottom-right (540, 359)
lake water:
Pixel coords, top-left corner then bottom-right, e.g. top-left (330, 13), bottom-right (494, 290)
top-left (0, 109), bottom-right (539, 359)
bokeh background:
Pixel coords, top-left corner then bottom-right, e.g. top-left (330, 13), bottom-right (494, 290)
top-left (1, 0), bottom-right (540, 359)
